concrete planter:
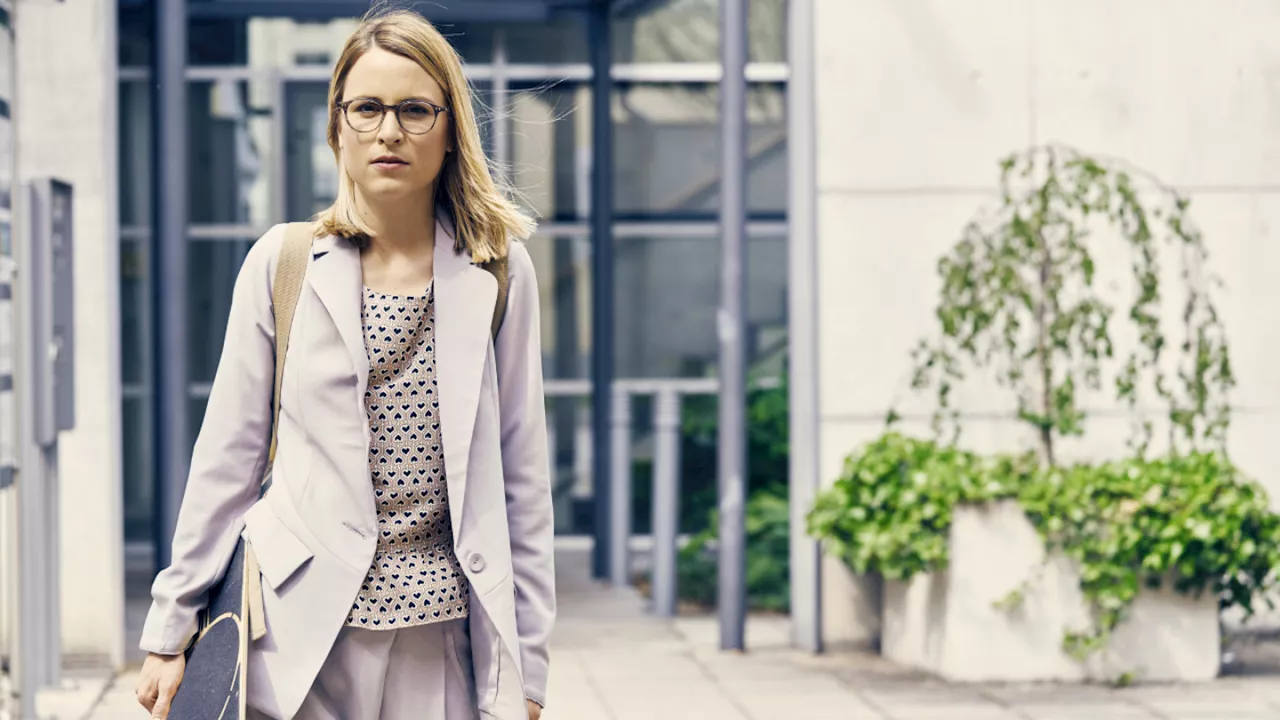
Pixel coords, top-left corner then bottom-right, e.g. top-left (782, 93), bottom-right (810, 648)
top-left (881, 499), bottom-right (1220, 682)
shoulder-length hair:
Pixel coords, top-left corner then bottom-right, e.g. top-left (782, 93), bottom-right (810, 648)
top-left (314, 8), bottom-right (535, 262)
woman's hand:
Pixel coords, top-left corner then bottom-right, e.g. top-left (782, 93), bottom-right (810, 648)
top-left (135, 652), bottom-right (186, 718)
top-left (527, 699), bottom-right (543, 720)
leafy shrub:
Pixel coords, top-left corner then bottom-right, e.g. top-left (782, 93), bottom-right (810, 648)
top-left (677, 490), bottom-right (790, 613)
top-left (807, 432), bottom-right (1280, 659)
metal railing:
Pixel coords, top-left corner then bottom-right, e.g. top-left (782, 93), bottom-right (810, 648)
top-left (543, 376), bottom-right (777, 618)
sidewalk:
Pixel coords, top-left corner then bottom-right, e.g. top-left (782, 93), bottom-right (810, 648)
top-left (16, 548), bottom-right (1280, 719)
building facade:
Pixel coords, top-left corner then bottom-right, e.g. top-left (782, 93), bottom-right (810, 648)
top-left (1, 0), bottom-right (795, 667)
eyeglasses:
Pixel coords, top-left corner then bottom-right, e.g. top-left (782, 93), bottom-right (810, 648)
top-left (336, 97), bottom-right (450, 135)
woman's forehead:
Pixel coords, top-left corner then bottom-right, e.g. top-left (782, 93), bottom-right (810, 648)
top-left (344, 48), bottom-right (445, 104)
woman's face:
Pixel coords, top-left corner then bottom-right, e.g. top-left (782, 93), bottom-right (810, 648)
top-left (337, 47), bottom-right (453, 204)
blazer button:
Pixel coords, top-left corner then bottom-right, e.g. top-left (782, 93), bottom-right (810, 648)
top-left (468, 553), bottom-right (486, 573)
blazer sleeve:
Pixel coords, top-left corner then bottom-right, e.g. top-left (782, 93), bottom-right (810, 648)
top-left (138, 224), bottom-right (287, 655)
top-left (493, 241), bottom-right (557, 707)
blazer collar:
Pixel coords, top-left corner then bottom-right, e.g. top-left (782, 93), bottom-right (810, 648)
top-left (306, 215), bottom-right (497, 528)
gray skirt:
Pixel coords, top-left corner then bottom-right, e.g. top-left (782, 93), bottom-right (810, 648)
top-left (248, 618), bottom-right (478, 720)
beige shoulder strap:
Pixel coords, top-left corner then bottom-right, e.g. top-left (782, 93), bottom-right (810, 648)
top-left (249, 222), bottom-right (312, 643)
top-left (267, 222), bottom-right (313, 465)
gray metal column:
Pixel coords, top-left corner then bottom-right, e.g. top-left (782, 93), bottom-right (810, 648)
top-left (152, 0), bottom-right (190, 570)
top-left (608, 386), bottom-right (631, 586)
top-left (14, 184), bottom-right (46, 720)
top-left (717, 0), bottom-right (749, 652)
top-left (787, 0), bottom-right (823, 654)
top-left (587, 1), bottom-right (615, 580)
top-left (650, 388), bottom-right (682, 618)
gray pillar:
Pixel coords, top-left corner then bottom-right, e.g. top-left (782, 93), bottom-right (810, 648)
top-left (587, 1), bottom-right (615, 580)
top-left (15, 185), bottom-right (47, 719)
top-left (152, 0), bottom-right (190, 571)
top-left (608, 386), bottom-right (631, 586)
top-left (787, 0), bottom-right (823, 654)
top-left (650, 388), bottom-right (682, 618)
top-left (717, 0), bottom-right (749, 652)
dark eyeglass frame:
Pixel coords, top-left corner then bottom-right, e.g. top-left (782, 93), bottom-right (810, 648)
top-left (335, 97), bottom-right (451, 135)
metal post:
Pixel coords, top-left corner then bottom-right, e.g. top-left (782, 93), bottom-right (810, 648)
top-left (42, 452), bottom-right (59, 687)
top-left (587, 1), bottom-right (615, 580)
top-left (717, 0), bottom-right (749, 652)
top-left (651, 388), bottom-right (682, 617)
top-left (608, 386), bottom-right (631, 586)
top-left (787, 0), bottom-right (823, 654)
top-left (152, 0), bottom-right (190, 571)
top-left (14, 180), bottom-right (44, 717)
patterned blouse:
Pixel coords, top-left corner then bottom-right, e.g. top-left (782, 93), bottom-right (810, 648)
top-left (345, 281), bottom-right (471, 629)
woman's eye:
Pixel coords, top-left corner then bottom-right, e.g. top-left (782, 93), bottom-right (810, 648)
top-left (355, 102), bottom-right (381, 115)
top-left (403, 104), bottom-right (431, 117)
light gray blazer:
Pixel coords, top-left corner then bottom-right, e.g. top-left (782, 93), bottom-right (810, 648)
top-left (139, 217), bottom-right (556, 720)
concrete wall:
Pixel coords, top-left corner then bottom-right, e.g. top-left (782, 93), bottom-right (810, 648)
top-left (813, 0), bottom-right (1280, 645)
top-left (15, 0), bottom-right (123, 666)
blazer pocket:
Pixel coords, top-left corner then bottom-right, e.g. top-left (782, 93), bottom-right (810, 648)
top-left (243, 500), bottom-right (314, 591)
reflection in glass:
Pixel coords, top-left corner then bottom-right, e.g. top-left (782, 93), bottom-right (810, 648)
top-left (120, 81), bottom-right (151, 227)
top-left (188, 239), bottom-right (253, 383)
top-left (612, 234), bottom-right (787, 378)
top-left (440, 19), bottom-right (587, 64)
top-left (120, 239), bottom-right (147, 386)
top-left (122, 395), bottom-right (152, 542)
top-left (509, 83), bottom-right (590, 222)
top-left (613, 0), bottom-right (786, 64)
top-left (188, 80), bottom-right (273, 226)
top-left (614, 83), bottom-right (787, 218)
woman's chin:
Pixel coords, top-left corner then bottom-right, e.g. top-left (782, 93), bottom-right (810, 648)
top-left (355, 176), bottom-right (431, 203)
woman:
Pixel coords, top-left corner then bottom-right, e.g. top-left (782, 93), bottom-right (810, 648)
top-left (134, 10), bottom-right (555, 720)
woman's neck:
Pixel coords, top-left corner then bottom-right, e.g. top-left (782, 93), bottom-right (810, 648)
top-left (355, 186), bottom-right (437, 259)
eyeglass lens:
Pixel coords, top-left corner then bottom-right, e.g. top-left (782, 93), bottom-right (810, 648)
top-left (345, 100), bottom-right (439, 135)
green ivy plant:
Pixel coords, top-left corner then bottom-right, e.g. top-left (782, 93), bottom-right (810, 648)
top-left (808, 434), bottom-right (1280, 668)
top-left (806, 433), bottom-right (1032, 580)
top-left (810, 146), bottom-right (1274, 673)
top-left (908, 145), bottom-right (1234, 462)
top-left (1019, 452), bottom-right (1280, 660)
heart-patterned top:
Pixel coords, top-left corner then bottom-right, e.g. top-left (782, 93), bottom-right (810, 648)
top-left (345, 281), bottom-right (470, 629)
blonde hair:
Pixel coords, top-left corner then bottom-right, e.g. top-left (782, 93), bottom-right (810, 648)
top-left (314, 8), bottom-right (535, 262)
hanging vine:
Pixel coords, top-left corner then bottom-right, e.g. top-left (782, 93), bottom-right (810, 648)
top-left (907, 145), bottom-right (1234, 464)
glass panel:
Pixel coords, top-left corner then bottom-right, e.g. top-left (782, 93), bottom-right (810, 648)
top-left (194, 17), bottom-right (585, 67)
top-left (509, 84), bottom-right (590, 222)
top-left (122, 393), bottom-right (152, 543)
top-left (188, 239), bottom-right (254, 384)
top-left (245, 18), bottom-right (359, 69)
top-left (121, 238), bottom-right (148, 386)
top-left (119, 2), bottom-right (151, 67)
top-left (614, 83), bottom-right (787, 218)
top-left (189, 80), bottom-right (275, 226)
top-left (612, 234), bottom-right (787, 378)
top-left (613, 0), bottom-right (787, 64)
top-left (442, 19), bottom-right (587, 64)
top-left (528, 235), bottom-right (591, 379)
top-left (285, 81), bottom-right (337, 221)
top-left (120, 81), bottom-right (152, 228)
top-left (190, 18), bottom-right (249, 65)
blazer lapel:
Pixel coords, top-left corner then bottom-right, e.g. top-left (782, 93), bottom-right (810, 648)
top-left (308, 234), bottom-right (371, 406)
top-left (433, 217), bottom-right (497, 537)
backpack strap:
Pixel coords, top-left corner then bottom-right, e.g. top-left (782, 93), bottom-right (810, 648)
top-left (480, 254), bottom-right (510, 341)
top-left (267, 222), bottom-right (313, 466)
top-left (248, 221), bottom-right (311, 643)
